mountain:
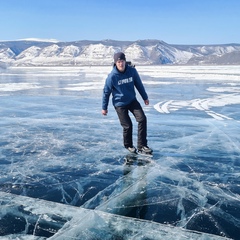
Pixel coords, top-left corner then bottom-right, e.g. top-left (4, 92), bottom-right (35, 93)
top-left (0, 39), bottom-right (240, 66)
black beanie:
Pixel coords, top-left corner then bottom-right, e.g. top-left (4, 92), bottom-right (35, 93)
top-left (114, 52), bottom-right (126, 63)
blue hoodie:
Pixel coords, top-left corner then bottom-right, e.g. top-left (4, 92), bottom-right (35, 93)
top-left (102, 65), bottom-right (148, 110)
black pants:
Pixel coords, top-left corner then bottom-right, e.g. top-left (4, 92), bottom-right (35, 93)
top-left (115, 99), bottom-right (147, 149)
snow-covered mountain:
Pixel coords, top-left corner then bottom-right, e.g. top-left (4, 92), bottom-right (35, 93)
top-left (0, 39), bottom-right (240, 66)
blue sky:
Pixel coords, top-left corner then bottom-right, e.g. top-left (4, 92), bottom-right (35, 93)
top-left (1, 0), bottom-right (239, 44)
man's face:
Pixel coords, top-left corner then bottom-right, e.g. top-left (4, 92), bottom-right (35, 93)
top-left (116, 60), bottom-right (126, 72)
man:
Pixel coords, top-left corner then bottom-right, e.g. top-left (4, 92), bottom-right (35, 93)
top-left (102, 52), bottom-right (152, 155)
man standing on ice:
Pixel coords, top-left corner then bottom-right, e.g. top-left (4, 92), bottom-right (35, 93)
top-left (102, 52), bottom-right (152, 155)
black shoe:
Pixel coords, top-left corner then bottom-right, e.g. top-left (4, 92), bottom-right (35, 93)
top-left (138, 146), bottom-right (153, 154)
top-left (127, 146), bottom-right (137, 154)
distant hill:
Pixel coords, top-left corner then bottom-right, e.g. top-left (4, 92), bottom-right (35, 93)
top-left (0, 39), bottom-right (240, 66)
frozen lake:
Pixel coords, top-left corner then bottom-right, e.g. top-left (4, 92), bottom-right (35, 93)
top-left (0, 65), bottom-right (240, 239)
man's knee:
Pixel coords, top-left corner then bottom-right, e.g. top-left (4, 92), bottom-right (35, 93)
top-left (122, 123), bottom-right (132, 130)
top-left (137, 114), bottom-right (146, 123)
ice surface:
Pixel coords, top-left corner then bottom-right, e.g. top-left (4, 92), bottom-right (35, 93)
top-left (0, 192), bottom-right (230, 240)
top-left (0, 66), bottom-right (240, 239)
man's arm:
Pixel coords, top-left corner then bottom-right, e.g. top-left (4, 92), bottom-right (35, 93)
top-left (102, 77), bottom-right (112, 115)
top-left (133, 69), bottom-right (148, 101)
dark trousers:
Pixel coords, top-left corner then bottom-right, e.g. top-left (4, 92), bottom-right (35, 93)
top-left (115, 99), bottom-right (147, 149)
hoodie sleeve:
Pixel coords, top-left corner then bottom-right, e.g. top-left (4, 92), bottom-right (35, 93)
top-left (133, 68), bottom-right (148, 101)
top-left (102, 75), bottom-right (112, 110)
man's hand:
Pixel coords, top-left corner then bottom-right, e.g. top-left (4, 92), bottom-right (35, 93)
top-left (144, 99), bottom-right (149, 105)
top-left (102, 109), bottom-right (108, 115)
